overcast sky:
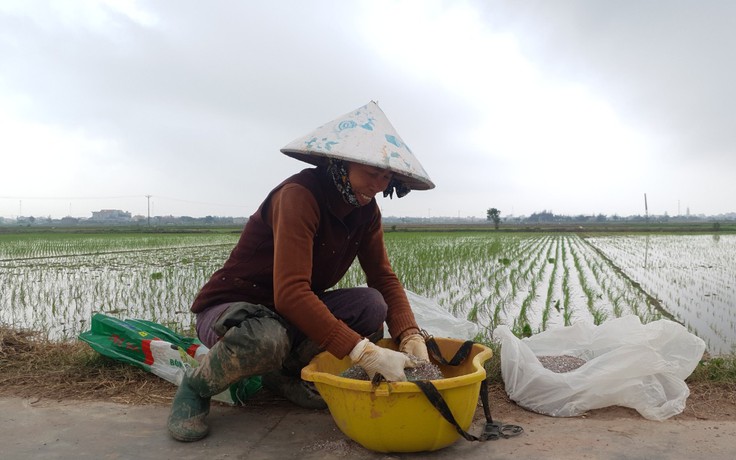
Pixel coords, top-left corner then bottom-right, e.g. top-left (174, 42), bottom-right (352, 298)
top-left (2, 0), bottom-right (734, 220)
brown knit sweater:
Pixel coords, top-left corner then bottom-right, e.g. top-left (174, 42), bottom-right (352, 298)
top-left (191, 168), bottom-right (419, 358)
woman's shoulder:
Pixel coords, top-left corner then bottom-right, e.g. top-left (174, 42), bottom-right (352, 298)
top-left (267, 168), bottom-right (323, 204)
top-left (283, 167), bottom-right (321, 187)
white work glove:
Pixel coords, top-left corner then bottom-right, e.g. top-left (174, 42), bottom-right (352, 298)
top-left (399, 332), bottom-right (430, 362)
top-left (349, 338), bottom-right (416, 381)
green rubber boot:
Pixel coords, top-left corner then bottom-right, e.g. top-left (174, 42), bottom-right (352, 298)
top-left (262, 339), bottom-right (327, 410)
top-left (167, 368), bottom-right (214, 442)
top-left (261, 329), bottom-right (386, 410)
top-left (167, 337), bottom-right (244, 442)
top-left (167, 309), bottom-right (291, 442)
top-left (262, 370), bottom-right (327, 410)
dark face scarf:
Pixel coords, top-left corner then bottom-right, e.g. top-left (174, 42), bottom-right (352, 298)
top-left (326, 158), bottom-right (411, 207)
top-left (326, 159), bottom-right (361, 207)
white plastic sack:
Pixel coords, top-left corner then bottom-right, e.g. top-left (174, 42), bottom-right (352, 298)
top-left (384, 289), bottom-right (481, 340)
top-left (147, 340), bottom-right (251, 405)
top-left (494, 315), bottom-right (706, 421)
top-left (146, 339), bottom-right (207, 385)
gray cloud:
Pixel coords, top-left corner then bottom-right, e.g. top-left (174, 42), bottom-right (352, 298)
top-left (1, 1), bottom-right (734, 218)
top-left (483, 0), bottom-right (736, 161)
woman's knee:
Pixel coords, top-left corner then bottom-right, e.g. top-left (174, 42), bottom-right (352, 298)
top-left (357, 287), bottom-right (388, 323)
top-left (222, 316), bottom-right (291, 368)
top-left (322, 287), bottom-right (387, 336)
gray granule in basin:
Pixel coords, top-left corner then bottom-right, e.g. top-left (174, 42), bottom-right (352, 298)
top-left (340, 360), bottom-right (444, 381)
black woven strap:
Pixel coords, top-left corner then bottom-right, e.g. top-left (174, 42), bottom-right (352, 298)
top-left (413, 379), bottom-right (480, 441)
top-left (424, 333), bottom-right (474, 366)
top-left (413, 333), bottom-right (523, 442)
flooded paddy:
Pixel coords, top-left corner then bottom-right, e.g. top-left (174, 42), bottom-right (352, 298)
top-left (1, 231), bottom-right (733, 355)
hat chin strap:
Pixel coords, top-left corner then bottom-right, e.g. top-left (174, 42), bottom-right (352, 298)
top-left (383, 178), bottom-right (411, 199)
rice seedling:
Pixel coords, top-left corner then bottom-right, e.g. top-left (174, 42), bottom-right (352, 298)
top-left (0, 233), bottom-right (238, 340)
top-left (2, 231), bottom-right (733, 355)
top-left (587, 234), bottom-right (736, 354)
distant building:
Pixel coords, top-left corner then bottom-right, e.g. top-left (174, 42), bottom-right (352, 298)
top-left (90, 209), bottom-right (132, 222)
top-left (60, 216), bottom-right (80, 226)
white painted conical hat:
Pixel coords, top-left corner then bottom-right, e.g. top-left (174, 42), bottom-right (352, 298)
top-left (280, 101), bottom-right (435, 190)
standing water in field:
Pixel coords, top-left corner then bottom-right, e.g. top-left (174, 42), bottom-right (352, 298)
top-left (587, 234), bottom-right (736, 355)
top-left (1, 232), bottom-right (735, 355)
top-left (0, 233), bottom-right (239, 340)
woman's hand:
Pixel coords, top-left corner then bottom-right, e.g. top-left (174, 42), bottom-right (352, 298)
top-left (349, 338), bottom-right (415, 381)
top-left (399, 333), bottom-right (429, 362)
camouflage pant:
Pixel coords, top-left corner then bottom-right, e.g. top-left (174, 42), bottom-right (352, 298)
top-left (209, 302), bottom-right (292, 377)
top-left (203, 287), bottom-right (388, 378)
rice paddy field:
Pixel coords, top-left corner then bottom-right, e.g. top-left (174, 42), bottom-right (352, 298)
top-left (1, 230), bottom-right (734, 355)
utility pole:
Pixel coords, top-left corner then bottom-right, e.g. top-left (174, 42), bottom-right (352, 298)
top-left (644, 193), bottom-right (649, 222)
top-left (146, 195), bottom-right (152, 226)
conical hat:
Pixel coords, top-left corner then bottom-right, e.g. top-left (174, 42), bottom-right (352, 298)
top-left (280, 101), bottom-right (435, 190)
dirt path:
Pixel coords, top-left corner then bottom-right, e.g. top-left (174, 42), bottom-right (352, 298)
top-left (3, 390), bottom-right (736, 460)
top-left (487, 382), bottom-right (736, 423)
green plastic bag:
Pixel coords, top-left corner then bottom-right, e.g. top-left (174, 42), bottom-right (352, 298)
top-left (79, 313), bottom-right (261, 405)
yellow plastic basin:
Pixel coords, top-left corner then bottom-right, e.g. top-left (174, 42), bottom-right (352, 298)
top-left (301, 337), bottom-right (492, 453)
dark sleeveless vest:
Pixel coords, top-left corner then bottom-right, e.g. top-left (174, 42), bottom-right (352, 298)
top-left (191, 167), bottom-right (377, 313)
